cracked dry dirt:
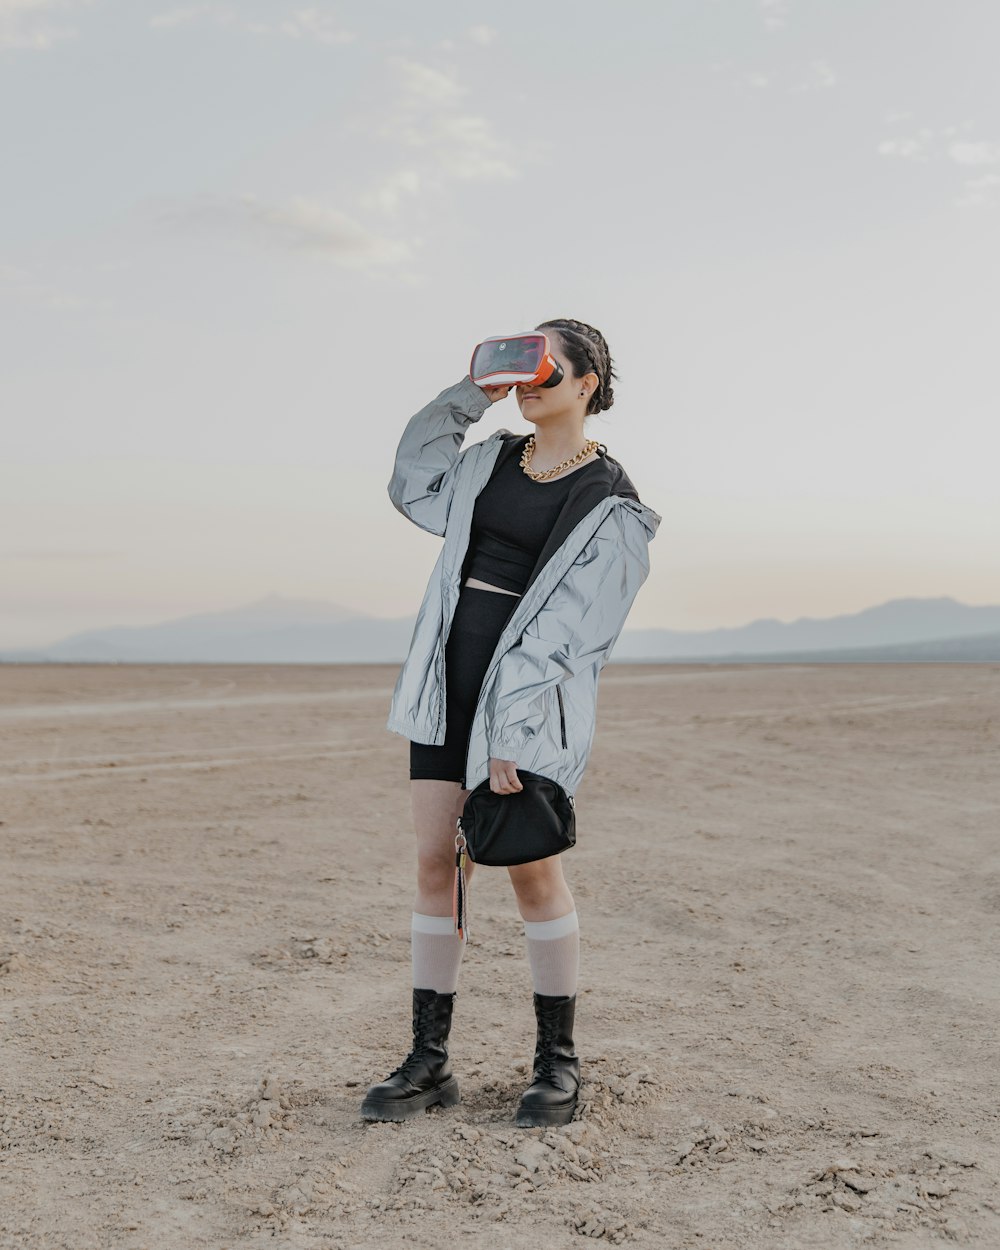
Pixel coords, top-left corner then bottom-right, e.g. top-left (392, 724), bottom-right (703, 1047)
top-left (1, 662), bottom-right (999, 1249)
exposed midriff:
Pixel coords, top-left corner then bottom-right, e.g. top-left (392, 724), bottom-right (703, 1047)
top-left (463, 577), bottom-right (521, 597)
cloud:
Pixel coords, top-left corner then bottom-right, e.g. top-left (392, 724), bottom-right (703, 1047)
top-left (758, 0), bottom-right (789, 30)
top-left (949, 141), bottom-right (1000, 167)
top-left (390, 56), bottom-right (466, 106)
top-left (467, 24), bottom-right (497, 46)
top-left (876, 125), bottom-right (997, 167)
top-left (739, 57), bottom-right (837, 94)
top-left (0, 261), bottom-right (109, 311)
top-left (429, 114), bottom-right (519, 181)
top-left (152, 192), bottom-right (410, 267)
top-left (877, 133), bottom-right (935, 163)
top-left (374, 57), bottom-right (523, 187)
top-left (148, 5), bottom-right (207, 28)
top-left (0, 0), bottom-right (89, 51)
top-left (793, 59), bottom-right (837, 91)
top-left (274, 8), bottom-right (354, 45)
top-left (877, 125), bottom-right (959, 164)
top-left (361, 169), bottom-right (421, 216)
top-left (953, 153), bottom-right (1000, 208)
top-left (877, 120), bottom-right (1000, 209)
top-left (345, 50), bottom-right (532, 279)
top-left (955, 172), bottom-right (1000, 208)
top-left (149, 4), bottom-right (356, 45)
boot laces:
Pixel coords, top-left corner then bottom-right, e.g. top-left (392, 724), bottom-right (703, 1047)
top-left (533, 1009), bottom-right (564, 1083)
top-left (386, 996), bottom-right (442, 1081)
top-left (386, 1055), bottom-right (420, 1081)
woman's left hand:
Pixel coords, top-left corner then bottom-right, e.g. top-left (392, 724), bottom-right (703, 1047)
top-left (489, 757), bottom-right (523, 794)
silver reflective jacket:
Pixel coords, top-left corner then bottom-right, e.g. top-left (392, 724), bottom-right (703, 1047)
top-left (385, 375), bottom-right (662, 798)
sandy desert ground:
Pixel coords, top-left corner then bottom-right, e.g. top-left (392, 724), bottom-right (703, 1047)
top-left (1, 661), bottom-right (998, 1250)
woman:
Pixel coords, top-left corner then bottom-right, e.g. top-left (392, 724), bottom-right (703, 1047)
top-left (361, 318), bottom-right (661, 1128)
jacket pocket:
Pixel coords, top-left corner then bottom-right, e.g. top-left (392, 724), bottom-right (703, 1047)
top-left (554, 685), bottom-right (567, 750)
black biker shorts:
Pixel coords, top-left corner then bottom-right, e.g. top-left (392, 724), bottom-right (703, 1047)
top-left (409, 585), bottom-right (520, 783)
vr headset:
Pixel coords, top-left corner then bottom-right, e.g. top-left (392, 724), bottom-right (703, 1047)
top-left (469, 333), bottom-right (564, 389)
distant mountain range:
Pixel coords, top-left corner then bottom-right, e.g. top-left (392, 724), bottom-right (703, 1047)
top-left (2, 593), bottom-right (999, 664)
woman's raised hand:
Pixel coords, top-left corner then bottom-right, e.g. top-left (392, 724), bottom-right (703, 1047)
top-left (477, 383), bottom-right (511, 404)
top-left (489, 757), bottom-right (523, 794)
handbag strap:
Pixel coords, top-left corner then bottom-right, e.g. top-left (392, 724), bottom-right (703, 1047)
top-left (453, 820), bottom-right (470, 944)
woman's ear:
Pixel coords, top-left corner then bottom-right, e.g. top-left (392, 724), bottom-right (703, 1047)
top-left (578, 370), bottom-right (599, 402)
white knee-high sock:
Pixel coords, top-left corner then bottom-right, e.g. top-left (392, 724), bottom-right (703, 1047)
top-left (523, 909), bottom-right (580, 997)
top-left (411, 912), bottom-right (466, 993)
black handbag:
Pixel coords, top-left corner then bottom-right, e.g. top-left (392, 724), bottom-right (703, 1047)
top-left (459, 770), bottom-right (576, 866)
top-left (451, 771), bottom-right (576, 943)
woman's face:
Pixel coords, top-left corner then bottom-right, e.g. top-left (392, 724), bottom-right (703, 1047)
top-left (514, 332), bottom-right (598, 425)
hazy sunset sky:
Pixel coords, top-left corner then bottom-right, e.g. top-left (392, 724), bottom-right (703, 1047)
top-left (2, 0), bottom-right (998, 649)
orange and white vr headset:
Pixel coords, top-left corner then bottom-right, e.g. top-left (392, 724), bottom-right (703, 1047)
top-left (470, 333), bottom-right (565, 389)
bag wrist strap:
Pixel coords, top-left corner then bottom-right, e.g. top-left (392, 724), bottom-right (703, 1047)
top-left (453, 820), bottom-right (470, 944)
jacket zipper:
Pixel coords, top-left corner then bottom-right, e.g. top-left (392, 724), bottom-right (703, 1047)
top-left (555, 685), bottom-right (567, 749)
top-left (463, 682), bottom-right (567, 788)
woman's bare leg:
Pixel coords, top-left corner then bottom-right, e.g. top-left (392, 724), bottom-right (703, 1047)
top-left (411, 779), bottom-right (476, 914)
top-left (359, 779), bottom-right (472, 1118)
top-left (507, 854), bottom-right (574, 923)
top-left (508, 856), bottom-right (579, 998)
top-left (409, 779), bottom-right (476, 994)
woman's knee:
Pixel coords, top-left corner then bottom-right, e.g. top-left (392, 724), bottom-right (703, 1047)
top-left (415, 845), bottom-right (454, 894)
top-left (507, 860), bottom-right (566, 908)
top-left (415, 843), bottom-right (478, 891)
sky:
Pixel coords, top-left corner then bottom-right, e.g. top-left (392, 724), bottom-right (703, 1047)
top-left (2, 0), bottom-right (998, 650)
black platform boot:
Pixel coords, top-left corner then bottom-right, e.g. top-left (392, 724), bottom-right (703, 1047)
top-left (515, 992), bottom-right (581, 1128)
top-left (360, 988), bottom-right (461, 1122)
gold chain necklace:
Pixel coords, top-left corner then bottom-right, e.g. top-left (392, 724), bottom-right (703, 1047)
top-left (520, 435), bottom-right (601, 482)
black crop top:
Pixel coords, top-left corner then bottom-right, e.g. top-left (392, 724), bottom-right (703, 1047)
top-left (464, 449), bottom-right (603, 595)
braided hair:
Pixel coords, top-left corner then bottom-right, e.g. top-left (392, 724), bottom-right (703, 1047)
top-left (535, 318), bottom-right (617, 416)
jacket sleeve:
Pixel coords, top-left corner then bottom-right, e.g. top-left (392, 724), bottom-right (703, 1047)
top-left (386, 375), bottom-right (494, 537)
top-left (485, 504), bottom-right (653, 762)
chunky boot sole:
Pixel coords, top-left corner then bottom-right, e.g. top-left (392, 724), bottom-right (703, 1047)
top-left (360, 1075), bottom-right (461, 1123)
top-left (515, 1094), bottom-right (577, 1129)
